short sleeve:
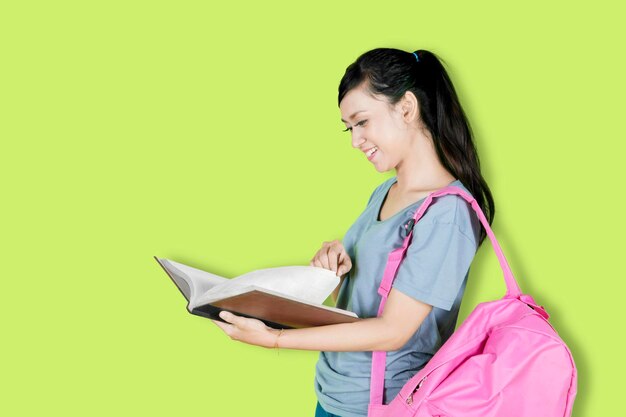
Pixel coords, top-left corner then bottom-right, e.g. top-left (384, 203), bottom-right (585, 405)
top-left (392, 221), bottom-right (478, 311)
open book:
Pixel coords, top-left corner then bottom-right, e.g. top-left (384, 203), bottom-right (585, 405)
top-left (154, 256), bottom-right (359, 329)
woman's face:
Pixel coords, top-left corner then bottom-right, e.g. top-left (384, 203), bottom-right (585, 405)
top-left (339, 84), bottom-right (410, 172)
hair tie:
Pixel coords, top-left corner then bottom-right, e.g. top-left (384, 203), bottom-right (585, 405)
top-left (413, 51), bottom-right (419, 62)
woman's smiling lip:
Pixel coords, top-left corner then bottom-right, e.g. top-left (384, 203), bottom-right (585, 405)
top-left (365, 147), bottom-right (378, 161)
top-left (362, 146), bottom-right (376, 154)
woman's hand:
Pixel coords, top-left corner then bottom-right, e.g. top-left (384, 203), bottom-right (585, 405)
top-left (211, 311), bottom-right (278, 348)
top-left (309, 239), bottom-right (352, 278)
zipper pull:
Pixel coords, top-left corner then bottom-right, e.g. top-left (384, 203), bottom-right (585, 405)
top-left (406, 376), bottom-right (427, 405)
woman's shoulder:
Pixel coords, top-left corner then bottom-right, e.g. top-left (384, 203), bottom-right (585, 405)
top-left (375, 176), bottom-right (397, 193)
top-left (365, 176), bottom-right (396, 207)
top-left (418, 180), bottom-right (479, 241)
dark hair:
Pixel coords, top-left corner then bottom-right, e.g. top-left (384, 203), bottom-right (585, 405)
top-left (338, 48), bottom-right (495, 248)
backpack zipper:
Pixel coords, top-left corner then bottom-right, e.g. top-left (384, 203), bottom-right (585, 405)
top-left (406, 376), bottom-right (427, 405)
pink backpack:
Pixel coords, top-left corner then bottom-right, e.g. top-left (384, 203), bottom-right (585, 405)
top-left (367, 186), bottom-right (577, 417)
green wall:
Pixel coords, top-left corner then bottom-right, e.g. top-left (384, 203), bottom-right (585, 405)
top-left (2, 1), bottom-right (623, 415)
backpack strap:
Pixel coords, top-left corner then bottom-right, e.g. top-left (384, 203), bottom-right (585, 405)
top-left (369, 185), bottom-right (522, 407)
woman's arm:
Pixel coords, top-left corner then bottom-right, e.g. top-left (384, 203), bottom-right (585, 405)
top-left (213, 287), bottom-right (433, 352)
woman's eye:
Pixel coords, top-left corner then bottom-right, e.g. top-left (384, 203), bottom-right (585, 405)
top-left (342, 120), bottom-right (367, 132)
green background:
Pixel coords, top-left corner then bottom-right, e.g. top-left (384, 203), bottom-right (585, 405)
top-left (1, 1), bottom-right (623, 415)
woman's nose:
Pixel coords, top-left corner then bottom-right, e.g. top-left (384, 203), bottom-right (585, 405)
top-left (351, 133), bottom-right (365, 149)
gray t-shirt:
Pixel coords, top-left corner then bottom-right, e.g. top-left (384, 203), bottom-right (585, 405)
top-left (314, 176), bottom-right (481, 417)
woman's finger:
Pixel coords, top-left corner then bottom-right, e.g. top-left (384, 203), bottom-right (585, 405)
top-left (341, 250), bottom-right (352, 269)
top-left (328, 246), bottom-right (340, 274)
top-left (319, 247), bottom-right (331, 270)
top-left (311, 241), bottom-right (347, 274)
top-left (337, 251), bottom-right (352, 276)
top-left (211, 319), bottom-right (232, 334)
top-left (327, 247), bottom-right (336, 272)
top-left (219, 310), bottom-right (246, 327)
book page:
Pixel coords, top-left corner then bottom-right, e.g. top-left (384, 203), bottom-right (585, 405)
top-left (197, 265), bottom-right (340, 306)
top-left (161, 259), bottom-right (229, 301)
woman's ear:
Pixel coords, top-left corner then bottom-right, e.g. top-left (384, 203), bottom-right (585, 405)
top-left (400, 90), bottom-right (420, 124)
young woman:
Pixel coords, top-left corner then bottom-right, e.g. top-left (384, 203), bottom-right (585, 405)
top-left (212, 48), bottom-right (495, 417)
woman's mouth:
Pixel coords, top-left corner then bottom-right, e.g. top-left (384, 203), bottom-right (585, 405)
top-left (366, 146), bottom-right (378, 161)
